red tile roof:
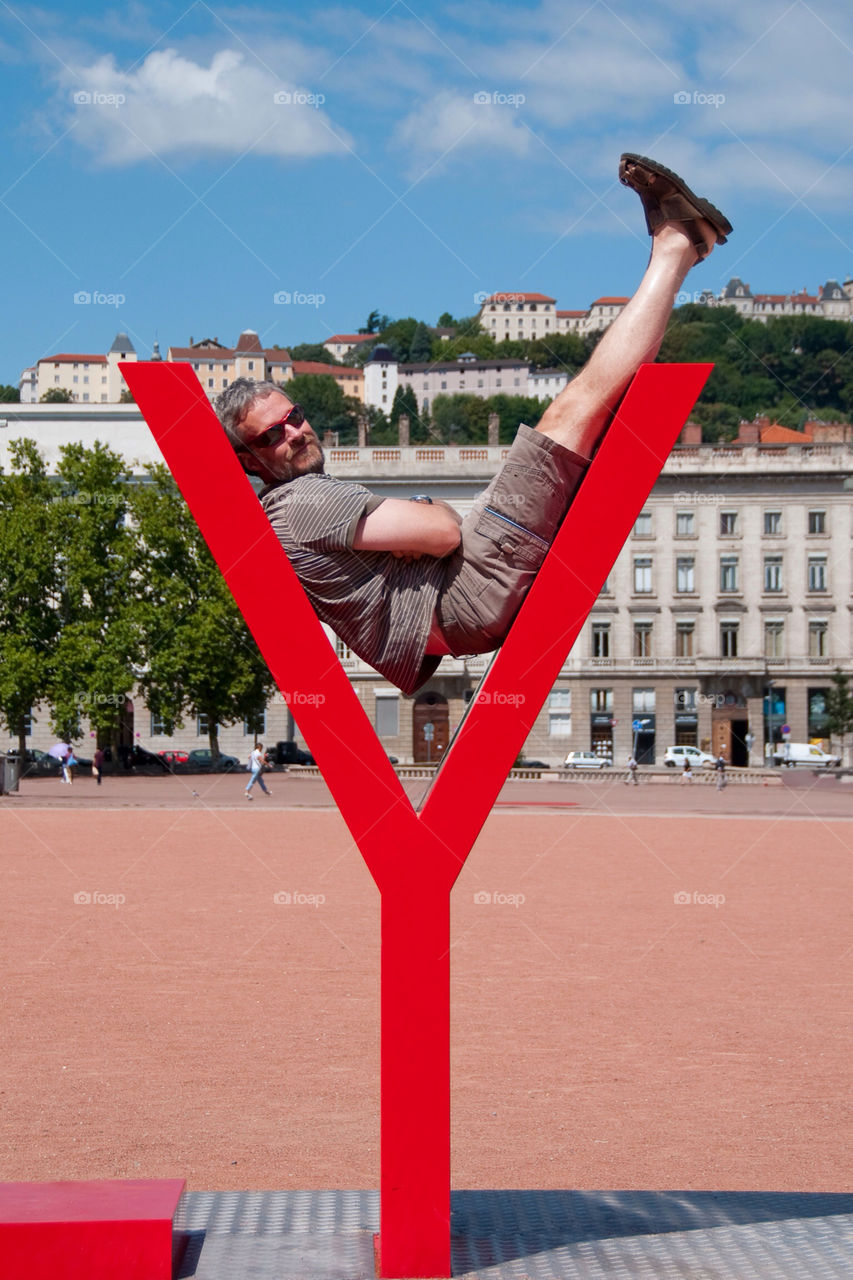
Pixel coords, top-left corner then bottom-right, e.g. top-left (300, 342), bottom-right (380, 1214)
top-left (168, 347), bottom-right (291, 361)
top-left (291, 361), bottom-right (362, 377)
top-left (556, 310), bottom-right (586, 317)
top-left (39, 354), bottom-right (107, 364)
top-left (760, 422), bottom-right (811, 443)
top-left (326, 334), bottom-right (373, 343)
top-left (589, 296), bottom-right (629, 306)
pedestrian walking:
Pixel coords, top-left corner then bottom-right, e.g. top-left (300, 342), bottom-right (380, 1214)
top-left (626, 754), bottom-right (639, 786)
top-left (93, 746), bottom-right (105, 786)
top-left (245, 742), bottom-right (272, 800)
top-left (681, 758), bottom-right (693, 784)
top-left (61, 749), bottom-right (74, 786)
top-left (715, 753), bottom-right (727, 790)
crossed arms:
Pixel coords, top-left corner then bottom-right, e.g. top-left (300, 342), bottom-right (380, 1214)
top-left (352, 497), bottom-right (462, 559)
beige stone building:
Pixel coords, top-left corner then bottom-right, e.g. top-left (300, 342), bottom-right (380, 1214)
top-left (323, 334), bottom-right (374, 360)
top-left (167, 330), bottom-right (292, 397)
top-left (478, 292), bottom-right (558, 341)
top-left (36, 333), bottom-right (138, 403)
top-left (4, 406), bottom-right (853, 770)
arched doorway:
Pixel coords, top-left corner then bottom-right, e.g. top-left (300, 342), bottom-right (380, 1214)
top-left (413, 692), bottom-right (449, 764)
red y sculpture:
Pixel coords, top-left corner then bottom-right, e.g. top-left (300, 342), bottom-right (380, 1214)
top-left (122, 359), bottom-right (710, 1277)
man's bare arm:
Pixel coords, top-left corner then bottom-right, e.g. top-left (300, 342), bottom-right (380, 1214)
top-left (352, 499), bottom-right (461, 558)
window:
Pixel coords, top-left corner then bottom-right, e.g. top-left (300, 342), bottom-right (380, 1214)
top-left (764, 621), bottom-right (784, 659)
top-left (675, 687), bottom-right (697, 712)
top-left (599, 574), bottom-right (611, 595)
top-left (675, 510), bottom-right (695, 536)
top-left (675, 622), bottom-right (695, 657)
top-left (676, 556), bottom-right (695, 592)
top-left (248, 361), bottom-right (254, 371)
top-left (808, 688), bottom-right (830, 737)
top-left (720, 510), bottom-right (738, 536)
top-left (633, 511), bottom-right (652, 536)
top-left (548, 689), bottom-right (572, 736)
top-left (375, 694), bottom-right (399, 737)
top-left (335, 635), bottom-right (352, 660)
top-left (763, 510), bottom-right (782, 535)
top-left (22, 710), bottom-right (33, 735)
top-left (243, 707), bottom-right (266, 735)
top-left (592, 623), bottom-right (610, 658)
top-left (633, 557), bottom-right (653, 593)
top-left (197, 714), bottom-right (218, 736)
top-left (763, 555), bottom-right (783, 592)
top-left (808, 556), bottom-right (827, 591)
top-left (808, 510), bottom-right (826, 535)
top-left (632, 688), bottom-right (655, 713)
top-left (633, 622), bottom-right (653, 657)
top-left (720, 622), bottom-right (739, 658)
top-left (590, 688), bottom-right (612, 712)
top-left (720, 555), bottom-right (739, 592)
top-left (809, 621), bottom-right (828, 658)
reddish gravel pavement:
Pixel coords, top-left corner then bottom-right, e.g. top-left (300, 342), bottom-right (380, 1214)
top-left (1, 771), bottom-right (851, 1194)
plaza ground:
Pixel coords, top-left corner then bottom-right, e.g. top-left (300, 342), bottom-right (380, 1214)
top-left (1, 770), bottom-right (850, 1195)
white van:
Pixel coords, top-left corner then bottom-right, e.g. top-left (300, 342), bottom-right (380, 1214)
top-left (773, 742), bottom-right (840, 768)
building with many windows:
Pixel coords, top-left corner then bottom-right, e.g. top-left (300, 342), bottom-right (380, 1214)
top-left (2, 402), bottom-right (852, 768)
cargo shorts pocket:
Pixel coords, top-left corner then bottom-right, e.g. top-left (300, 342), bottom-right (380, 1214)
top-left (475, 507), bottom-right (551, 571)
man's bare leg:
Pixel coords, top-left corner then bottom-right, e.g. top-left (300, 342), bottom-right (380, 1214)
top-left (536, 219), bottom-right (716, 459)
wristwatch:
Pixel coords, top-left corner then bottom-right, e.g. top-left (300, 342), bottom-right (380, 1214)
top-left (409, 494), bottom-right (433, 504)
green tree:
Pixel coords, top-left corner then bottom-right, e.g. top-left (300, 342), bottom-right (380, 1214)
top-left (359, 310), bottom-right (390, 335)
top-left (130, 465), bottom-right (276, 760)
top-left (281, 373), bottom-right (361, 443)
top-left (825, 669), bottom-right (853, 763)
top-left (0, 440), bottom-right (61, 755)
top-left (408, 321), bottom-right (433, 363)
top-left (40, 387), bottom-right (73, 403)
top-left (48, 442), bottom-right (139, 747)
top-left (289, 343), bottom-right (340, 365)
top-left (0, 384), bottom-right (20, 402)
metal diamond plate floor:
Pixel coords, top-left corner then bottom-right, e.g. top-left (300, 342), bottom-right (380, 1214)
top-left (177, 1188), bottom-right (853, 1279)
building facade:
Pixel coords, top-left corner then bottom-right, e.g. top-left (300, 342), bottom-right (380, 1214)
top-left (3, 404), bottom-right (852, 768)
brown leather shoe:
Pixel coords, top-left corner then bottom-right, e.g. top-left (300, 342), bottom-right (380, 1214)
top-left (619, 153), bottom-right (732, 260)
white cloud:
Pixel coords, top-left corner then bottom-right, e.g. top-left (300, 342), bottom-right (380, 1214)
top-left (60, 47), bottom-right (352, 166)
top-left (394, 89), bottom-right (532, 168)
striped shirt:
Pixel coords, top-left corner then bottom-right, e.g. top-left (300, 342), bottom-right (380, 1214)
top-left (261, 473), bottom-right (444, 694)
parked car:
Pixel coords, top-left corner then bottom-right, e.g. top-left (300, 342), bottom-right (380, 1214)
top-left (186, 748), bottom-right (242, 773)
top-left (663, 745), bottom-right (716, 769)
top-left (564, 750), bottom-right (612, 769)
top-left (773, 742), bottom-right (840, 768)
top-left (98, 745), bottom-right (171, 773)
top-left (274, 740), bottom-right (315, 766)
top-left (158, 749), bottom-right (190, 768)
top-left (13, 748), bottom-right (62, 778)
top-left (513, 758), bottom-right (551, 770)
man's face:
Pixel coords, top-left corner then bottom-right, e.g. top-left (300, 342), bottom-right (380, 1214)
top-left (239, 390), bottom-right (324, 483)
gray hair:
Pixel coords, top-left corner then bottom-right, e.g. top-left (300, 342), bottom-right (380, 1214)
top-left (214, 378), bottom-right (284, 451)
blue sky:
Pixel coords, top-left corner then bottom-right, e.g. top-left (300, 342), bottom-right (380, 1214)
top-left (2, 0), bottom-right (853, 384)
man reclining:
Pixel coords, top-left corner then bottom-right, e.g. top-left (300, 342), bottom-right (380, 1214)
top-left (216, 155), bottom-right (731, 694)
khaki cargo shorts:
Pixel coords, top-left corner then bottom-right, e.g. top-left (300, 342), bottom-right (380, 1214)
top-left (436, 425), bottom-right (588, 656)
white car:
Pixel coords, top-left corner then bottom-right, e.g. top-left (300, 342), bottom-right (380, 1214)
top-left (663, 745), bottom-right (716, 769)
top-left (564, 751), bottom-right (612, 769)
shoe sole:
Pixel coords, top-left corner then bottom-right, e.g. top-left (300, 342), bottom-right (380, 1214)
top-left (619, 152), bottom-right (732, 245)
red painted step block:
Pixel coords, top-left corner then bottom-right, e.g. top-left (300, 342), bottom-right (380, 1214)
top-left (0, 1178), bottom-right (187, 1280)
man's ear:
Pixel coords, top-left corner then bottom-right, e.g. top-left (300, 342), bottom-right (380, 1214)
top-left (236, 449), bottom-right (263, 477)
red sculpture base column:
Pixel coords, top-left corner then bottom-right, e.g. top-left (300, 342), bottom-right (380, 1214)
top-left (0, 1179), bottom-right (187, 1280)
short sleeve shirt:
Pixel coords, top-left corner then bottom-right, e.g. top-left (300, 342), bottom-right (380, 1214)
top-left (260, 473), bottom-right (445, 695)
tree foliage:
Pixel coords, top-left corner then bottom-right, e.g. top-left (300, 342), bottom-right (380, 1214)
top-left (289, 343), bottom-right (340, 364)
top-left (825, 668), bottom-right (853, 761)
top-left (40, 387), bottom-right (73, 403)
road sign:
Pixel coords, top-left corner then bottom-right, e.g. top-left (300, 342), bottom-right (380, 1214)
top-left (782, 725), bottom-right (791, 736)
top-left (423, 723), bottom-right (435, 742)
top-left (632, 719), bottom-right (643, 732)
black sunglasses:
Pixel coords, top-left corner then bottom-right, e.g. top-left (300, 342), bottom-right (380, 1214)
top-left (250, 403), bottom-right (306, 450)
